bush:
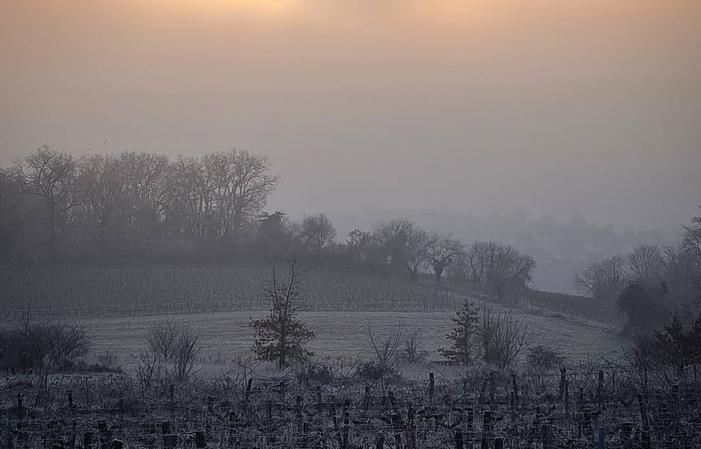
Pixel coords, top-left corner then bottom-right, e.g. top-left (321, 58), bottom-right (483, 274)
top-left (402, 329), bottom-right (428, 364)
top-left (0, 314), bottom-right (89, 372)
top-left (526, 345), bottom-right (564, 371)
top-left (297, 363), bottom-right (335, 384)
top-left (481, 309), bottom-right (528, 369)
top-left (145, 321), bottom-right (201, 382)
top-left (355, 360), bottom-right (398, 381)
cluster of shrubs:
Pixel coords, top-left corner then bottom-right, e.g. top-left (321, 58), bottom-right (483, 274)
top-left (0, 315), bottom-right (90, 373)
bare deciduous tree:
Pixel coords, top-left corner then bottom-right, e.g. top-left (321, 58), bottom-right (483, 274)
top-left (300, 213), bottom-right (337, 250)
top-left (16, 146), bottom-right (78, 252)
top-left (373, 220), bottom-right (432, 281)
top-left (481, 309), bottom-right (528, 369)
top-left (573, 254), bottom-right (628, 300)
top-left (0, 168), bottom-right (39, 257)
top-left (427, 234), bottom-right (464, 285)
top-left (75, 154), bottom-right (129, 254)
top-left (627, 245), bottom-right (666, 285)
top-left (146, 321), bottom-right (201, 382)
top-left (463, 241), bottom-right (536, 301)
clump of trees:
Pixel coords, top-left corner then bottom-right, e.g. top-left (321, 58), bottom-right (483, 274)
top-left (0, 311), bottom-right (89, 374)
top-left (251, 259), bottom-right (315, 368)
top-left (439, 301), bottom-right (529, 369)
top-left (1, 146), bottom-right (280, 262)
top-left (573, 209), bottom-right (701, 336)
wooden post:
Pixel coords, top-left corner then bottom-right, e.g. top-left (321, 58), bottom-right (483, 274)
top-left (462, 378), bottom-right (468, 424)
top-left (342, 411), bottom-right (350, 449)
top-left (543, 422), bottom-right (552, 449)
top-left (642, 430), bottom-right (651, 449)
top-left (195, 431), bottom-right (206, 448)
top-left (406, 403), bottom-right (416, 449)
top-left (511, 372), bottom-right (519, 406)
top-left (295, 395), bottom-right (303, 433)
top-left (495, 437), bottom-right (504, 449)
top-left (479, 377), bottom-right (488, 404)
top-left (375, 435), bottom-right (385, 449)
top-left (301, 422), bottom-right (310, 449)
top-left (564, 378), bottom-right (570, 415)
top-left (454, 430), bottom-right (464, 449)
top-left (169, 384), bottom-right (175, 412)
top-left (488, 372), bottom-right (495, 403)
top-left (481, 410), bottom-right (492, 448)
top-left (6, 409), bottom-right (12, 449)
top-left (429, 373), bottom-right (435, 404)
top-left (559, 368), bottom-right (567, 400)
top-left (364, 386), bottom-right (371, 410)
top-left (316, 386), bottom-right (323, 413)
top-left (597, 427), bottom-right (604, 449)
top-left (83, 432), bottom-right (93, 449)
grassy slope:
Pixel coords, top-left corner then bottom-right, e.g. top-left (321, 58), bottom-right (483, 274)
top-left (1, 262), bottom-right (628, 365)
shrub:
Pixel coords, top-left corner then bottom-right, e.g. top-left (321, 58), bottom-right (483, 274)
top-left (0, 313), bottom-right (89, 372)
top-left (145, 321), bottom-right (201, 382)
top-left (481, 309), bottom-right (528, 369)
top-left (402, 329), bottom-right (428, 364)
top-left (526, 345), bottom-right (564, 371)
top-left (355, 360), bottom-right (398, 381)
top-left (297, 363), bottom-right (335, 384)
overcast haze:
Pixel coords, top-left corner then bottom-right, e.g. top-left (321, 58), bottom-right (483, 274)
top-left (1, 0), bottom-right (700, 231)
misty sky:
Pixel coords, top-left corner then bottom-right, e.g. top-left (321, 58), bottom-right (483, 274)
top-left (1, 0), bottom-right (700, 231)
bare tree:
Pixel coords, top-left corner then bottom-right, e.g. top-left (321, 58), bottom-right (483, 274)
top-left (74, 154), bottom-right (129, 254)
top-left (682, 207), bottom-right (701, 262)
top-left (346, 229), bottom-right (377, 263)
top-left (373, 220), bottom-right (432, 281)
top-left (228, 149), bottom-right (280, 237)
top-left (16, 146), bottom-right (78, 252)
top-left (573, 254), bottom-right (628, 300)
top-left (251, 259), bottom-right (315, 368)
top-left (0, 168), bottom-right (39, 257)
top-left (427, 234), bottom-right (464, 284)
top-left (120, 151), bottom-right (170, 239)
top-left (300, 213), bottom-right (337, 250)
top-left (368, 323), bottom-right (403, 368)
top-left (145, 321), bottom-right (201, 382)
top-left (481, 309), bottom-right (528, 369)
top-left (464, 241), bottom-right (536, 300)
top-left (627, 245), bottom-right (666, 285)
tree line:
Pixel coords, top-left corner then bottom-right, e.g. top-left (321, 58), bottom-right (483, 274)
top-left (572, 211), bottom-right (701, 334)
top-left (0, 146), bottom-right (536, 298)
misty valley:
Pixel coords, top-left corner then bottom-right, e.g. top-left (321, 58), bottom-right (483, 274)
top-left (1, 148), bottom-right (700, 448)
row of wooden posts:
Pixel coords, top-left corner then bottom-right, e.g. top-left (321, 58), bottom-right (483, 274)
top-left (4, 370), bottom-right (661, 449)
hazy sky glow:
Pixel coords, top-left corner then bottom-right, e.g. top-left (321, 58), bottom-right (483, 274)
top-left (1, 0), bottom-right (699, 230)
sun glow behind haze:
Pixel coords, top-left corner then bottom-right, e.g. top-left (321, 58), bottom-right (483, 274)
top-left (148, 0), bottom-right (295, 17)
top-left (1, 0), bottom-right (699, 229)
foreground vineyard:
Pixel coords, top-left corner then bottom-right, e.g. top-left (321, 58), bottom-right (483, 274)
top-left (2, 364), bottom-right (700, 448)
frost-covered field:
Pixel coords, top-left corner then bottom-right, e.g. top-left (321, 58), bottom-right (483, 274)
top-left (81, 307), bottom-right (628, 372)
